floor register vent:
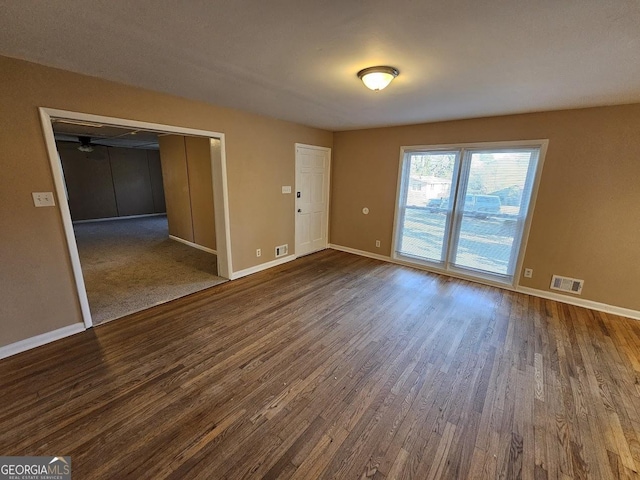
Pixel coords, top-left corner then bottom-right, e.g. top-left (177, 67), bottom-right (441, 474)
top-left (550, 275), bottom-right (584, 295)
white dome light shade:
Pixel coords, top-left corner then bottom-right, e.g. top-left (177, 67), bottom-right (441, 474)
top-left (357, 66), bottom-right (399, 91)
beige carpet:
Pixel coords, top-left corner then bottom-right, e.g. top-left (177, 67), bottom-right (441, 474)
top-left (74, 215), bottom-right (226, 325)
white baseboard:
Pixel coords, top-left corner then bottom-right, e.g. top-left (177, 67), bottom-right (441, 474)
top-left (73, 213), bottom-right (166, 224)
top-left (329, 244), bottom-right (640, 322)
top-left (517, 286), bottom-right (640, 321)
top-left (328, 244), bottom-right (391, 262)
top-left (330, 244), bottom-right (514, 290)
top-left (230, 254), bottom-right (297, 280)
top-left (0, 323), bottom-right (86, 360)
top-left (169, 235), bottom-right (217, 255)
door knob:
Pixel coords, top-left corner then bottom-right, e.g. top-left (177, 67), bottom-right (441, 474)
top-left (297, 209), bottom-right (302, 213)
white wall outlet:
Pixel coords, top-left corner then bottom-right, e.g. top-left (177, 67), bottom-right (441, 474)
top-left (524, 268), bottom-right (533, 278)
top-left (375, 240), bottom-right (381, 248)
top-left (275, 244), bottom-right (289, 257)
top-left (32, 192), bottom-right (55, 207)
top-left (256, 248), bottom-right (261, 258)
top-left (282, 186), bottom-right (292, 194)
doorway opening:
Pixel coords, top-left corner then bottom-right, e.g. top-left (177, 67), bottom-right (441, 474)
top-left (39, 108), bottom-right (233, 328)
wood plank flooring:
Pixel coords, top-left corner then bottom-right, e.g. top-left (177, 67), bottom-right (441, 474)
top-left (1, 249), bottom-right (640, 479)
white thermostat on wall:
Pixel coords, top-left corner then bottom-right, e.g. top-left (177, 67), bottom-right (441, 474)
top-left (362, 207), bottom-right (369, 215)
top-left (282, 186), bottom-right (292, 194)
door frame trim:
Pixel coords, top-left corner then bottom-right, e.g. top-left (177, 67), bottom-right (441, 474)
top-left (294, 143), bottom-right (332, 257)
top-left (39, 107), bottom-right (233, 329)
top-left (391, 139), bottom-right (548, 288)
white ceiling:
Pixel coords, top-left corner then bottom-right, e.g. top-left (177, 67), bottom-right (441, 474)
top-left (1, 1), bottom-right (639, 130)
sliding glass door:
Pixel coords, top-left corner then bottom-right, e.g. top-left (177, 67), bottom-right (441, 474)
top-left (396, 151), bottom-right (460, 265)
top-left (394, 142), bottom-right (543, 284)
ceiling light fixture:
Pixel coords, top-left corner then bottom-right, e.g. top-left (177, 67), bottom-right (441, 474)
top-left (357, 66), bottom-right (399, 91)
top-left (77, 136), bottom-right (94, 153)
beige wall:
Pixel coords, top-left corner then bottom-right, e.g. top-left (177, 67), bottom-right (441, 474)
top-left (0, 55), bottom-right (331, 347)
top-left (185, 136), bottom-right (216, 250)
top-left (331, 104), bottom-right (640, 311)
top-left (158, 135), bottom-right (217, 250)
top-left (158, 135), bottom-right (194, 242)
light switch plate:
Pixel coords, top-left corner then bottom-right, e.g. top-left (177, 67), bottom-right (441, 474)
top-left (282, 186), bottom-right (292, 194)
top-left (32, 192), bottom-right (55, 207)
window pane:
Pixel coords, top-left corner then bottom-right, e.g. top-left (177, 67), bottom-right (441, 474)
top-left (398, 152), bottom-right (457, 263)
top-left (451, 150), bottom-right (536, 276)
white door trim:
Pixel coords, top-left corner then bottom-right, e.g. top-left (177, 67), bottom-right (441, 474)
top-left (294, 143), bottom-right (331, 256)
top-left (38, 107), bottom-right (234, 329)
top-left (209, 136), bottom-right (233, 277)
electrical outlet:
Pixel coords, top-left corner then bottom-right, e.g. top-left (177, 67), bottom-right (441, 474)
top-left (32, 192), bottom-right (55, 207)
top-left (524, 268), bottom-right (533, 278)
top-left (256, 248), bottom-right (261, 258)
top-left (375, 240), bottom-right (381, 248)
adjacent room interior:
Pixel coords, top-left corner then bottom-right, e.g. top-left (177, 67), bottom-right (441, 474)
top-left (51, 119), bottom-right (227, 324)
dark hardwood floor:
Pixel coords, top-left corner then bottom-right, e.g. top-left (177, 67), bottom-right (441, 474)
top-left (1, 249), bottom-right (639, 479)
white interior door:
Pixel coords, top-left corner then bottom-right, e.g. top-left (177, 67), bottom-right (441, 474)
top-left (295, 144), bottom-right (330, 257)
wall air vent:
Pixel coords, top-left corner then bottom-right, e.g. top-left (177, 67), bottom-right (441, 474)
top-left (550, 275), bottom-right (584, 295)
top-left (275, 244), bottom-right (289, 258)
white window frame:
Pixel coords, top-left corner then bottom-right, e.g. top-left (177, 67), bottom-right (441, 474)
top-left (391, 139), bottom-right (549, 289)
